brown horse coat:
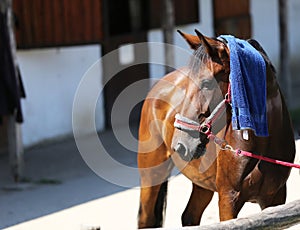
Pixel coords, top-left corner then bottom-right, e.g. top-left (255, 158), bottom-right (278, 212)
top-left (137, 31), bottom-right (295, 228)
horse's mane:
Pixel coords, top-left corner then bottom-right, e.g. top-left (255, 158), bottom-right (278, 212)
top-left (189, 45), bottom-right (210, 78)
top-left (247, 39), bottom-right (276, 74)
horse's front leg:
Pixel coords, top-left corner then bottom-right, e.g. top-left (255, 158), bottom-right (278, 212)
top-left (181, 183), bottom-right (214, 226)
top-left (216, 150), bottom-right (246, 221)
top-left (217, 189), bottom-right (245, 221)
top-left (138, 145), bottom-right (174, 228)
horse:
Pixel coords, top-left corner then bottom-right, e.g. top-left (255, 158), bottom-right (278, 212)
top-left (137, 30), bottom-right (295, 228)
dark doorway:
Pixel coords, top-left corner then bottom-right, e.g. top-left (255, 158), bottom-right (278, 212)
top-left (102, 0), bottom-right (200, 128)
top-left (102, 0), bottom-right (149, 129)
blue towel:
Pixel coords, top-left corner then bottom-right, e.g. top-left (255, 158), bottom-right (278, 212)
top-left (219, 35), bottom-right (268, 136)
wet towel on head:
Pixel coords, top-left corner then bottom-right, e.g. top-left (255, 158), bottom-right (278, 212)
top-left (219, 35), bottom-right (268, 136)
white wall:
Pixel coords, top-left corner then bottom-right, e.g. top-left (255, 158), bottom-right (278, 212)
top-left (251, 0), bottom-right (280, 67)
top-left (17, 45), bottom-right (104, 147)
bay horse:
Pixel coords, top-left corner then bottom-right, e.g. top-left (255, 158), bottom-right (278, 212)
top-left (137, 30), bottom-right (295, 228)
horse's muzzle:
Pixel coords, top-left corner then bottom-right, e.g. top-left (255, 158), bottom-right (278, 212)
top-left (173, 141), bottom-right (207, 161)
top-left (173, 143), bottom-right (189, 159)
top-left (172, 114), bottom-right (210, 161)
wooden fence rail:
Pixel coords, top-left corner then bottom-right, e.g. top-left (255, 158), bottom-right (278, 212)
top-left (151, 199), bottom-right (300, 230)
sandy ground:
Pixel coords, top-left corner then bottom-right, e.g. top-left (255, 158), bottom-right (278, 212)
top-left (1, 137), bottom-right (300, 230)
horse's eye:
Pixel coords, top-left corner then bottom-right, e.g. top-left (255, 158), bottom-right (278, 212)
top-left (201, 79), bottom-right (215, 90)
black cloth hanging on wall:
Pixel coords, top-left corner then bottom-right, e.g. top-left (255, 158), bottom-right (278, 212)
top-left (0, 10), bottom-right (25, 123)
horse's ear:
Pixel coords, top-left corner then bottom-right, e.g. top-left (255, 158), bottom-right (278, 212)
top-left (194, 29), bottom-right (215, 56)
top-left (177, 30), bottom-right (200, 50)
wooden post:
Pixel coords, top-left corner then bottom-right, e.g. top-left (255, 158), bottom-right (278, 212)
top-left (278, 0), bottom-right (292, 107)
top-left (1, 0), bottom-right (24, 182)
top-left (162, 0), bottom-right (175, 74)
top-left (8, 116), bottom-right (24, 182)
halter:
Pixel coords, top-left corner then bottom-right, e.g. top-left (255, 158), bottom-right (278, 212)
top-left (174, 84), bottom-right (300, 169)
top-left (174, 83), bottom-right (231, 145)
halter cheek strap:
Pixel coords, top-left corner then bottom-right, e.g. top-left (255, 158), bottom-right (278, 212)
top-left (174, 83), bottom-right (231, 136)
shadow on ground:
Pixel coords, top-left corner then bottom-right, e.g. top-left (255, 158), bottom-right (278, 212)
top-left (0, 127), bottom-right (138, 229)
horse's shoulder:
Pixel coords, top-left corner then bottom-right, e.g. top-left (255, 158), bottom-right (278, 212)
top-left (142, 67), bottom-right (189, 122)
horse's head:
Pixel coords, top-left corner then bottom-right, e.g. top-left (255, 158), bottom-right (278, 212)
top-left (171, 30), bottom-right (230, 161)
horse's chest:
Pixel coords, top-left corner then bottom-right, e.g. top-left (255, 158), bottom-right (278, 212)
top-left (177, 157), bottom-right (218, 191)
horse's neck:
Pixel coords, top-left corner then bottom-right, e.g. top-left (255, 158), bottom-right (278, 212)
top-left (266, 65), bottom-right (280, 99)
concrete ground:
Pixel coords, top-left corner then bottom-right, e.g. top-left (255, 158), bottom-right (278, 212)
top-left (1, 129), bottom-right (300, 230)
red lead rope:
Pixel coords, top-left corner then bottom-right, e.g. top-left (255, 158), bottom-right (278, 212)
top-left (207, 130), bottom-right (300, 169)
top-left (235, 149), bottom-right (300, 169)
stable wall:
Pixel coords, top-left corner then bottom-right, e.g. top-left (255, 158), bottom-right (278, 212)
top-left (18, 0), bottom-right (214, 147)
top-left (148, 0), bottom-right (214, 80)
top-left (17, 45), bottom-right (104, 147)
top-left (17, 0), bottom-right (300, 147)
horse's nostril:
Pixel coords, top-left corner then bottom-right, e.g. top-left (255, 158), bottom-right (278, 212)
top-left (173, 143), bottom-right (187, 156)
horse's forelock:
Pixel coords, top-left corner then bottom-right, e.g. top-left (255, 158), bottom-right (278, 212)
top-left (189, 45), bottom-right (210, 78)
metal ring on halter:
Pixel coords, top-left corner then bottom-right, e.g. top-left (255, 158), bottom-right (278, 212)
top-left (220, 144), bottom-right (234, 152)
top-left (200, 124), bottom-right (211, 135)
top-left (224, 93), bottom-right (231, 104)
